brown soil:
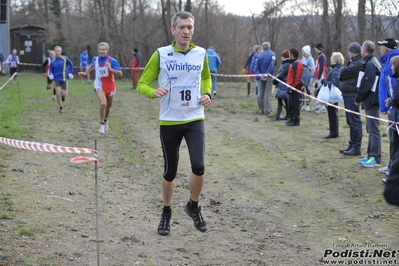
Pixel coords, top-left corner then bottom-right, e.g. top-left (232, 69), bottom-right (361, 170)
top-left (1, 76), bottom-right (398, 265)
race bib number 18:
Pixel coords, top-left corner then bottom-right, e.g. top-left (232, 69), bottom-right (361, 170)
top-left (169, 84), bottom-right (199, 109)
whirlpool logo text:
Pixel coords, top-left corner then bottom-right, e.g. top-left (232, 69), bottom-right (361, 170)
top-left (165, 60), bottom-right (202, 73)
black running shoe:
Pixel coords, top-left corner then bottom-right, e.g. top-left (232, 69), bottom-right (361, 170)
top-left (59, 106), bottom-right (63, 113)
top-left (184, 202), bottom-right (207, 232)
top-left (62, 96), bottom-right (65, 102)
top-left (157, 212), bottom-right (171, 236)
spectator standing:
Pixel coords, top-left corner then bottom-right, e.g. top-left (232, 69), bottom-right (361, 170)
top-left (313, 43), bottom-right (328, 113)
top-left (301, 45), bottom-right (315, 111)
top-left (249, 45), bottom-right (263, 111)
top-left (131, 48), bottom-right (141, 89)
top-left (383, 55), bottom-right (399, 205)
top-left (376, 38), bottom-right (399, 180)
top-left (255, 42), bottom-right (276, 115)
top-left (78, 42), bottom-right (123, 134)
top-left (356, 40), bottom-right (382, 167)
top-left (338, 42), bottom-right (364, 156)
top-left (320, 52), bottom-right (344, 138)
top-left (49, 46), bottom-right (74, 113)
top-left (273, 50), bottom-right (291, 120)
top-left (42, 50), bottom-right (56, 100)
top-left (207, 46), bottom-right (221, 96)
top-left (79, 49), bottom-right (91, 83)
top-left (285, 48), bottom-right (304, 126)
top-left (243, 45), bottom-right (257, 96)
top-left (137, 11), bottom-right (212, 236)
top-left (5, 49), bottom-right (20, 83)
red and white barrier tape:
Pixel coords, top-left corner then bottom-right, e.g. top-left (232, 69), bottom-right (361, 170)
top-left (0, 137), bottom-right (97, 163)
top-left (70, 156), bottom-right (98, 163)
top-left (18, 62), bottom-right (144, 71)
top-left (0, 72), bottom-right (18, 91)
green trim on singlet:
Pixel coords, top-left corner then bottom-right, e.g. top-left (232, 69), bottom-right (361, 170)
top-left (137, 41), bottom-right (211, 126)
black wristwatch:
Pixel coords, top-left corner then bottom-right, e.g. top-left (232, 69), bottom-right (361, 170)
top-left (204, 92), bottom-right (212, 99)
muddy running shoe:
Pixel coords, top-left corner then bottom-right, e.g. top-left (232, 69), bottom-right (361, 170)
top-left (184, 202), bottom-right (207, 232)
top-left (61, 96), bottom-right (65, 102)
top-left (157, 212), bottom-right (171, 236)
top-left (59, 106), bottom-right (63, 113)
top-left (104, 121), bottom-right (109, 132)
top-left (52, 95), bottom-right (56, 100)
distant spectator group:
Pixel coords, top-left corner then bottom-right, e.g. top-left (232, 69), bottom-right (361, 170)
top-left (243, 38), bottom-right (399, 206)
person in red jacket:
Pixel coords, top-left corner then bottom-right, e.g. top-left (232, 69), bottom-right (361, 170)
top-left (130, 48), bottom-right (141, 89)
top-left (285, 48), bottom-right (304, 126)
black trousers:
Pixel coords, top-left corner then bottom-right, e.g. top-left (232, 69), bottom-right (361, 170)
top-left (288, 87), bottom-right (301, 123)
top-left (327, 103), bottom-right (339, 136)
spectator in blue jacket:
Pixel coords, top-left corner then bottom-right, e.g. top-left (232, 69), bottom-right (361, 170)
top-left (376, 38), bottom-right (399, 179)
top-left (249, 45), bottom-right (263, 111)
top-left (79, 49), bottom-right (91, 83)
top-left (255, 42), bottom-right (276, 115)
top-left (49, 46), bottom-right (74, 113)
top-left (207, 46), bottom-right (221, 96)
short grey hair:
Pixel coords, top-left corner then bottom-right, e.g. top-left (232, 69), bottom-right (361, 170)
top-left (362, 40), bottom-right (375, 54)
top-left (171, 11), bottom-right (195, 28)
top-left (262, 42), bottom-right (270, 50)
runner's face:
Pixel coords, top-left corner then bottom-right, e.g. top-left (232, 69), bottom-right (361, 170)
top-left (171, 17), bottom-right (194, 50)
top-left (98, 46), bottom-right (108, 57)
top-left (55, 48), bottom-right (62, 57)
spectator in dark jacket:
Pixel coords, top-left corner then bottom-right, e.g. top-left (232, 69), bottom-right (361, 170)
top-left (273, 50), bottom-right (292, 120)
top-left (356, 40), bottom-right (382, 168)
top-left (321, 52), bottom-right (344, 139)
top-left (338, 42), bottom-right (365, 156)
top-left (383, 55), bottom-right (399, 206)
top-left (285, 48), bottom-right (304, 126)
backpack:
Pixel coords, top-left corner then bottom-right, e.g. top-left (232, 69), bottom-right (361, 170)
top-left (301, 64), bottom-right (312, 87)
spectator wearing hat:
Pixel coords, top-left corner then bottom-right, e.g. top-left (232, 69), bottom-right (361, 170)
top-left (313, 43), bottom-right (328, 113)
top-left (377, 38), bottom-right (399, 181)
top-left (273, 49), bottom-right (292, 120)
top-left (255, 42), bottom-right (276, 115)
top-left (356, 40), bottom-right (382, 167)
top-left (338, 42), bottom-right (365, 156)
top-left (383, 55), bottom-right (399, 205)
top-left (301, 45), bottom-right (315, 111)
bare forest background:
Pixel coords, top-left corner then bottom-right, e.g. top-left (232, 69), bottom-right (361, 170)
top-left (10, 0), bottom-right (399, 79)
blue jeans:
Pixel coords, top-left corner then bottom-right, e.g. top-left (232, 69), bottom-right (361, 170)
top-left (365, 107), bottom-right (381, 163)
top-left (343, 96), bottom-right (362, 151)
top-left (211, 72), bottom-right (217, 93)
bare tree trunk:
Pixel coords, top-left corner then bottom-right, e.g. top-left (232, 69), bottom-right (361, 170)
top-left (332, 0), bottom-right (342, 52)
top-left (369, 0), bottom-right (375, 39)
top-left (51, 0), bottom-right (65, 47)
top-left (161, 0), bottom-right (172, 44)
top-left (97, 0), bottom-right (107, 42)
top-left (322, 0), bottom-right (330, 54)
top-left (358, 0), bottom-right (366, 42)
